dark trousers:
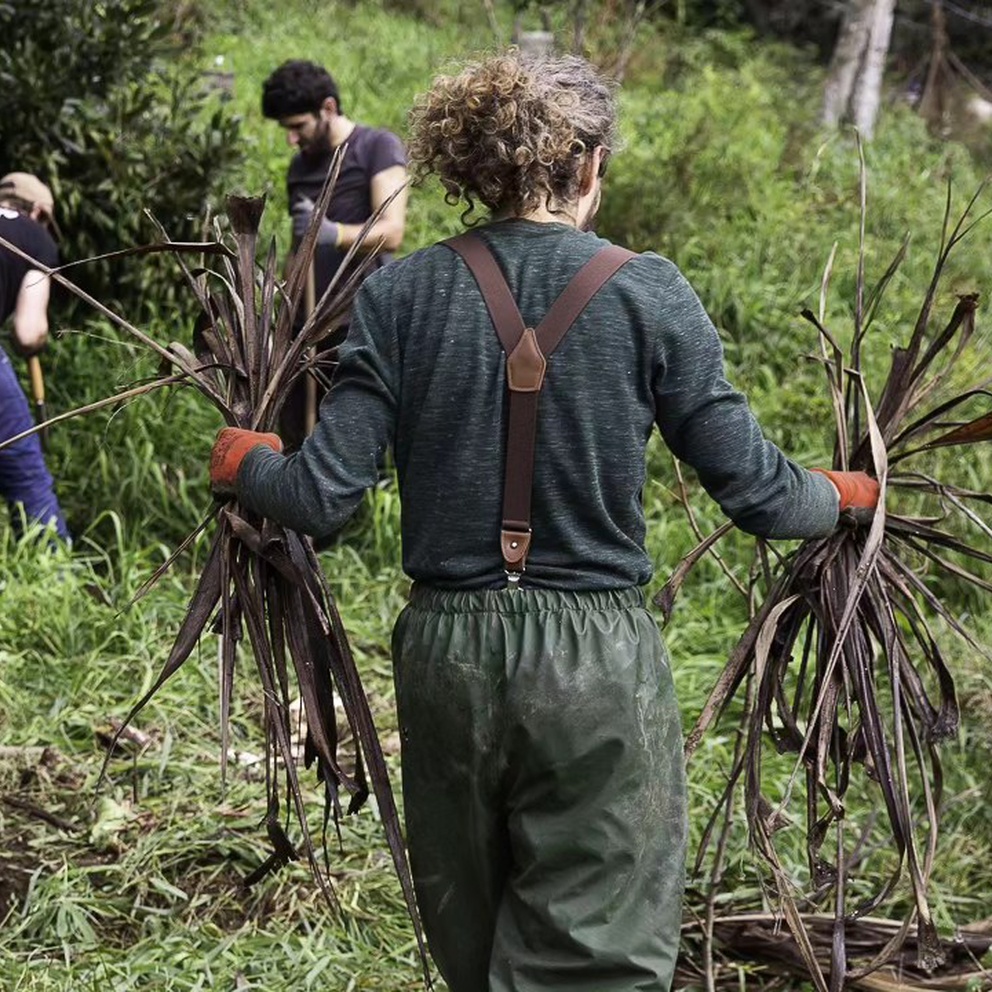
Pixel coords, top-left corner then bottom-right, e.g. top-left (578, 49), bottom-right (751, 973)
top-left (392, 585), bottom-right (687, 991)
top-left (0, 347), bottom-right (68, 540)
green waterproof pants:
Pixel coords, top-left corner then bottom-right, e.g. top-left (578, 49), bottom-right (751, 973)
top-left (391, 586), bottom-right (687, 992)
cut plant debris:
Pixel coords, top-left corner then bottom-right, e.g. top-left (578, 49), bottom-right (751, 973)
top-left (657, 155), bottom-right (992, 991)
top-left (0, 157), bottom-right (428, 982)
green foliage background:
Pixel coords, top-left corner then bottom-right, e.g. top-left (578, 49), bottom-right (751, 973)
top-left (0, 0), bottom-right (242, 318)
top-left (2, 0), bottom-right (992, 989)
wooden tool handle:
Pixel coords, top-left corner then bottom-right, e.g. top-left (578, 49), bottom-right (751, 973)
top-left (305, 263), bottom-right (317, 436)
top-left (28, 355), bottom-right (45, 404)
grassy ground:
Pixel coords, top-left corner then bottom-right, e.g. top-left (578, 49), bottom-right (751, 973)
top-left (3, 464), bottom-right (991, 990)
top-left (3, 1), bottom-right (992, 989)
top-left (0, 525), bottom-right (423, 991)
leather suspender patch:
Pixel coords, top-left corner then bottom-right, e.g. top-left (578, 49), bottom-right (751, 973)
top-left (444, 232), bottom-right (636, 583)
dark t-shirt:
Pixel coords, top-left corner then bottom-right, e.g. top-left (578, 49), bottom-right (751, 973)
top-left (286, 124), bottom-right (407, 302)
top-left (0, 209), bottom-right (58, 323)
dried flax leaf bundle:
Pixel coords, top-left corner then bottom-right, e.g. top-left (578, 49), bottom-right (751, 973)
top-left (661, 165), bottom-right (992, 992)
top-left (0, 160), bottom-right (428, 978)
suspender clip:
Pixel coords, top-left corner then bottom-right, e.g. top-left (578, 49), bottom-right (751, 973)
top-left (501, 528), bottom-right (531, 586)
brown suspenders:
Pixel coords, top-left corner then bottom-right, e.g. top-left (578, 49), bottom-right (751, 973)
top-left (445, 232), bottom-right (636, 583)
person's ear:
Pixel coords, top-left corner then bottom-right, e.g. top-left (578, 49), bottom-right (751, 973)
top-left (320, 96), bottom-right (338, 119)
top-left (578, 146), bottom-right (605, 196)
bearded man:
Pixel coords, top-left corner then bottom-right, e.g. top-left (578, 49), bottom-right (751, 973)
top-left (261, 59), bottom-right (408, 444)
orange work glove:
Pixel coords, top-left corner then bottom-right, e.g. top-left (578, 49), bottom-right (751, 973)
top-left (210, 427), bottom-right (283, 495)
top-left (812, 468), bottom-right (880, 519)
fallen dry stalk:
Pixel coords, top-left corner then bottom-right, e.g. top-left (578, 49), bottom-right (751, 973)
top-left (676, 912), bottom-right (992, 991)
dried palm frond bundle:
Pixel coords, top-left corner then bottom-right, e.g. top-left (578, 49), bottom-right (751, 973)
top-left (0, 163), bottom-right (428, 978)
top-left (659, 165), bottom-right (992, 992)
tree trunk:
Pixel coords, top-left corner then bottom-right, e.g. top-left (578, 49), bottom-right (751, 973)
top-left (918, 0), bottom-right (950, 133)
top-left (822, 0), bottom-right (874, 129)
top-left (852, 0), bottom-right (896, 138)
top-left (612, 0), bottom-right (649, 84)
top-left (822, 0), bottom-right (896, 139)
top-left (571, 0), bottom-right (591, 54)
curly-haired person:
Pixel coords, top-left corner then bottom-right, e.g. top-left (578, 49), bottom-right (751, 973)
top-left (211, 52), bottom-right (878, 992)
top-left (261, 59), bottom-right (409, 445)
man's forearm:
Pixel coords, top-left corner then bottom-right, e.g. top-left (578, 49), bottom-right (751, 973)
top-left (336, 216), bottom-right (404, 253)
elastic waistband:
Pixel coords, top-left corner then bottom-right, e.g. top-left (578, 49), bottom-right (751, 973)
top-left (407, 583), bottom-right (645, 616)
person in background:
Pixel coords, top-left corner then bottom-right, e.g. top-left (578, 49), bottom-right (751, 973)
top-left (261, 58), bottom-right (409, 446)
top-left (0, 172), bottom-right (69, 542)
top-left (213, 52), bottom-right (878, 992)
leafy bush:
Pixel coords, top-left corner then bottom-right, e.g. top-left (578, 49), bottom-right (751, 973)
top-left (0, 0), bottom-right (242, 319)
top-left (599, 27), bottom-right (992, 396)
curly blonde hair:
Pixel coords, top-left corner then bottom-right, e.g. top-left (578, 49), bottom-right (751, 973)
top-left (407, 51), bottom-right (618, 221)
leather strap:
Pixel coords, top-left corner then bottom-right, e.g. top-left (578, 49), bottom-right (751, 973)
top-left (446, 232), bottom-right (635, 581)
top-left (444, 233), bottom-right (525, 355)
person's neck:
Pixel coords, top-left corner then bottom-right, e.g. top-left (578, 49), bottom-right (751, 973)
top-left (517, 204), bottom-right (578, 226)
top-left (497, 199), bottom-right (579, 227)
top-left (329, 116), bottom-right (357, 150)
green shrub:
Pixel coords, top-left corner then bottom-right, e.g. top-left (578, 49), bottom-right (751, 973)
top-left (599, 27), bottom-right (992, 393)
top-left (0, 0), bottom-right (242, 320)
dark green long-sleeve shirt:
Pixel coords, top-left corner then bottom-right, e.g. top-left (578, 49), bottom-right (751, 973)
top-left (238, 219), bottom-right (838, 590)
